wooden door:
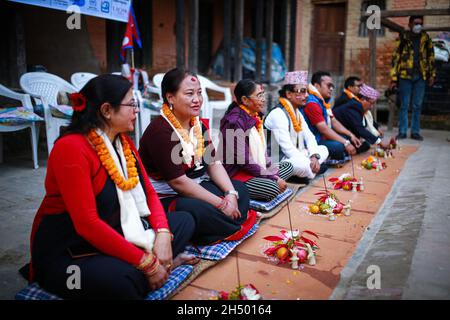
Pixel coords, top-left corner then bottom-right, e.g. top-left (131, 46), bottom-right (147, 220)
top-left (311, 3), bottom-right (346, 74)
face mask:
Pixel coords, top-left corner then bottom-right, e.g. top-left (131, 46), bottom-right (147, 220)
top-left (412, 24), bottom-right (422, 34)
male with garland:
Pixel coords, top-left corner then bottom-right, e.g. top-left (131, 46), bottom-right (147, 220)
top-left (302, 71), bottom-right (369, 161)
top-left (333, 83), bottom-right (391, 150)
top-left (264, 71), bottom-right (329, 180)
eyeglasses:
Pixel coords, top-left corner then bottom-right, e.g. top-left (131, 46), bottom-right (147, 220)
top-left (290, 88), bottom-right (308, 95)
top-left (247, 92), bottom-right (267, 101)
top-left (120, 100), bottom-right (139, 109)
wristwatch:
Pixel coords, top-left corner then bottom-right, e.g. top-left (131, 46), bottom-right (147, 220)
top-left (224, 190), bottom-right (239, 199)
top-left (311, 153), bottom-right (321, 160)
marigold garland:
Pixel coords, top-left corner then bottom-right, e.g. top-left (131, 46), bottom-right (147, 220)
top-left (239, 104), bottom-right (264, 141)
top-left (279, 98), bottom-right (302, 132)
top-left (307, 88), bottom-right (331, 109)
top-left (161, 104), bottom-right (204, 164)
top-left (344, 89), bottom-right (362, 103)
top-left (87, 129), bottom-right (139, 191)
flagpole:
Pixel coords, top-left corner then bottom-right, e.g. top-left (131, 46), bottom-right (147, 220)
top-left (131, 48), bottom-right (135, 70)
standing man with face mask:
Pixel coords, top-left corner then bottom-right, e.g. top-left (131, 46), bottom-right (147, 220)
top-left (390, 15), bottom-right (436, 141)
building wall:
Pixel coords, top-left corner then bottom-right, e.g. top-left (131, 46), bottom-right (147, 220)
top-left (298, 0), bottom-right (314, 71)
top-left (211, 0), bottom-right (224, 56)
top-left (86, 17), bottom-right (107, 73)
top-left (345, 0), bottom-right (450, 90)
top-left (151, 0), bottom-right (177, 73)
top-left (425, 0), bottom-right (450, 39)
top-left (23, 5), bottom-right (102, 81)
top-left (298, 0), bottom-right (450, 91)
top-left (344, 0), bottom-right (398, 90)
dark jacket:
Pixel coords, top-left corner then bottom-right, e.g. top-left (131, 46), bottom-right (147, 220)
top-left (333, 100), bottom-right (379, 145)
top-left (334, 92), bottom-right (350, 108)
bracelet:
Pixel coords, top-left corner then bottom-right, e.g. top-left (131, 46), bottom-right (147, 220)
top-left (137, 253), bottom-right (156, 272)
top-left (157, 228), bottom-right (174, 241)
top-left (137, 253), bottom-right (160, 276)
top-left (144, 259), bottom-right (160, 276)
top-left (215, 197), bottom-right (228, 211)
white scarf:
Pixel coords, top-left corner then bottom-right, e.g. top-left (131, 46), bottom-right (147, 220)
top-left (160, 110), bottom-right (202, 166)
top-left (363, 110), bottom-right (380, 137)
top-left (248, 127), bottom-right (267, 168)
top-left (308, 84), bottom-right (333, 128)
top-left (96, 129), bottom-right (155, 253)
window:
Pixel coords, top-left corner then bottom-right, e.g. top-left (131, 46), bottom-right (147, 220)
top-left (359, 0), bottom-right (386, 37)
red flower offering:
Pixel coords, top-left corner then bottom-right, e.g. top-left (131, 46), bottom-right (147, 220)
top-left (329, 173), bottom-right (362, 191)
top-left (214, 284), bottom-right (262, 300)
top-left (263, 229), bottom-right (319, 267)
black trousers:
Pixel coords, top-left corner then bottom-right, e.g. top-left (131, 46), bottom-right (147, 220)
top-left (161, 179), bottom-right (250, 246)
top-left (319, 135), bottom-right (371, 160)
top-left (33, 211), bottom-right (195, 300)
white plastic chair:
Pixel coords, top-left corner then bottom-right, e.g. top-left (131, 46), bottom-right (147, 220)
top-left (0, 84), bottom-right (41, 169)
top-left (70, 72), bottom-right (97, 91)
top-left (20, 72), bottom-right (77, 155)
top-left (197, 75), bottom-right (232, 130)
top-left (135, 85), bottom-right (162, 138)
top-left (152, 73), bottom-right (231, 135)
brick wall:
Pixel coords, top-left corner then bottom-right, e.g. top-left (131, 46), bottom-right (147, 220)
top-left (150, 0), bottom-right (177, 73)
top-left (425, 0), bottom-right (450, 39)
top-left (296, 0), bottom-right (450, 91)
top-left (344, 0), bottom-right (398, 90)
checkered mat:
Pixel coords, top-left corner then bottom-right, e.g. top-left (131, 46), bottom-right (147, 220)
top-left (249, 188), bottom-right (293, 212)
top-left (183, 223), bottom-right (259, 260)
top-left (15, 264), bottom-right (194, 300)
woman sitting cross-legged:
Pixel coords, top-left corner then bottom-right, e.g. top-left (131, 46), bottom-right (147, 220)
top-left (25, 75), bottom-right (198, 300)
top-left (139, 68), bottom-right (256, 246)
top-left (219, 79), bottom-right (294, 202)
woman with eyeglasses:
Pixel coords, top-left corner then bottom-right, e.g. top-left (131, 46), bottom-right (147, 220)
top-left (219, 79), bottom-right (294, 202)
top-left (25, 74), bottom-right (198, 299)
top-left (139, 68), bottom-right (256, 248)
top-left (264, 71), bottom-right (329, 180)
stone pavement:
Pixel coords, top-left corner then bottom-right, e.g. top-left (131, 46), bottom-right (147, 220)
top-left (0, 155), bottom-right (46, 300)
top-left (330, 129), bottom-right (450, 300)
top-left (0, 128), bottom-right (449, 300)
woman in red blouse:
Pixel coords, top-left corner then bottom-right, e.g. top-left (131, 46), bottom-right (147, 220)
top-left (25, 75), bottom-right (197, 299)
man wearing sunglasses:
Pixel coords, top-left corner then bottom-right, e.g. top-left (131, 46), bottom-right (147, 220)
top-left (334, 76), bottom-right (363, 108)
top-left (264, 71), bottom-right (329, 180)
top-left (302, 71), bottom-right (362, 161)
